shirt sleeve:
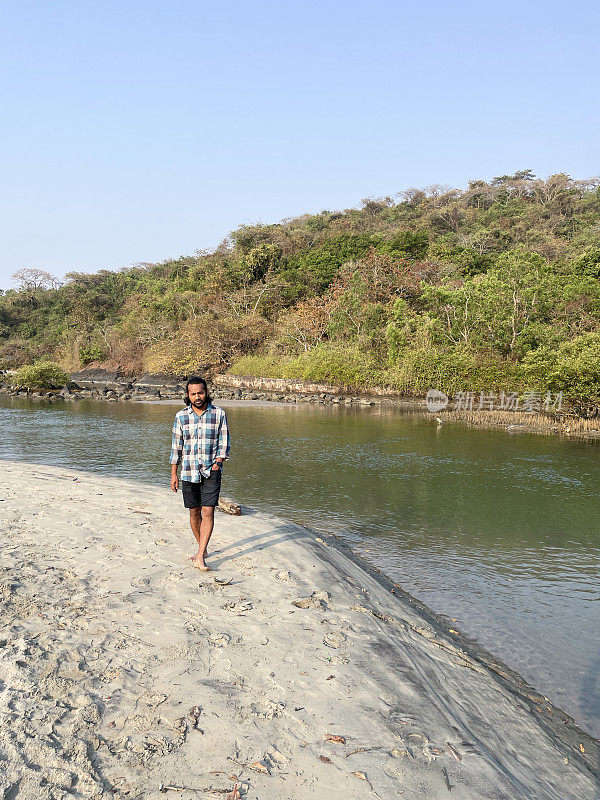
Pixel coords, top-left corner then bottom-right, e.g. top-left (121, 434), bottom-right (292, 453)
top-left (216, 410), bottom-right (231, 460)
top-left (169, 415), bottom-right (184, 466)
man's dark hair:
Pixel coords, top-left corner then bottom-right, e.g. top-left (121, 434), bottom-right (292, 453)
top-left (184, 376), bottom-right (212, 406)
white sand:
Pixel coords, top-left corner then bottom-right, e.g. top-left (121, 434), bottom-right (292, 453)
top-left (0, 461), bottom-right (597, 800)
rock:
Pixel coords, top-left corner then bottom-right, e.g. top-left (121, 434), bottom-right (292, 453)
top-left (218, 497), bottom-right (242, 516)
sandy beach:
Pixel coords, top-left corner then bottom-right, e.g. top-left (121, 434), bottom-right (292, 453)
top-left (0, 461), bottom-right (598, 799)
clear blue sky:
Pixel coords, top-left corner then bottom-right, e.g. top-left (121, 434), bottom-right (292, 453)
top-left (1, 0), bottom-right (598, 289)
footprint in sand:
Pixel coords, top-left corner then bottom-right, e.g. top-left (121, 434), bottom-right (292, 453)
top-left (128, 714), bottom-right (153, 731)
top-left (323, 631), bottom-right (347, 649)
top-left (130, 578), bottom-right (150, 588)
top-left (139, 691), bottom-right (168, 708)
top-left (292, 591), bottom-right (332, 611)
top-left (208, 633), bottom-right (231, 647)
top-left (221, 600), bottom-right (253, 613)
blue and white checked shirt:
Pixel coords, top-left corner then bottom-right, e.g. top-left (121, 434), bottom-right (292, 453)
top-left (169, 403), bottom-right (231, 482)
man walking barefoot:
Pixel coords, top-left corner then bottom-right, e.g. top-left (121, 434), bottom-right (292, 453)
top-left (170, 377), bottom-right (230, 570)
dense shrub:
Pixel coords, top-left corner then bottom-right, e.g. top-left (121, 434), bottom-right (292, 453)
top-left (522, 333), bottom-right (600, 403)
top-left (78, 344), bottom-right (106, 365)
top-left (377, 230), bottom-right (429, 259)
top-left (385, 348), bottom-right (522, 396)
top-left (282, 234), bottom-right (379, 294)
top-left (11, 361), bottom-right (70, 389)
top-left (573, 249), bottom-right (600, 279)
top-left (231, 345), bottom-right (384, 388)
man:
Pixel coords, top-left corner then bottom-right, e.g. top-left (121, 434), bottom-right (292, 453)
top-left (170, 376), bottom-right (230, 570)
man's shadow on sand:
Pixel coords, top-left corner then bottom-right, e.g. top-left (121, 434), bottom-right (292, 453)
top-left (209, 519), bottom-right (311, 568)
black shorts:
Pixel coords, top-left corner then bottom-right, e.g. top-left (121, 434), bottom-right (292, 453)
top-left (181, 472), bottom-right (222, 509)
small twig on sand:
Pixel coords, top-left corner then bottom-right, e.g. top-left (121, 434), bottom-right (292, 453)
top-left (227, 756), bottom-right (272, 775)
top-left (158, 784), bottom-right (233, 794)
top-left (446, 742), bottom-right (462, 762)
top-left (345, 747), bottom-right (376, 758)
top-left (442, 767), bottom-right (453, 791)
top-left (351, 771), bottom-right (382, 799)
top-left (118, 630), bottom-right (154, 647)
top-left (226, 757), bottom-right (247, 770)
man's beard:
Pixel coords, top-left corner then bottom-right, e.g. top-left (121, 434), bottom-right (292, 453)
top-left (192, 399), bottom-right (207, 409)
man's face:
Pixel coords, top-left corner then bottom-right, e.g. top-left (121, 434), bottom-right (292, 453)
top-left (188, 383), bottom-right (207, 410)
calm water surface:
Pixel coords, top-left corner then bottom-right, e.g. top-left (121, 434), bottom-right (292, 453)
top-left (1, 396), bottom-right (599, 737)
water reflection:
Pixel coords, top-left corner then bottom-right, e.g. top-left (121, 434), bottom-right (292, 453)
top-left (1, 395), bottom-right (599, 736)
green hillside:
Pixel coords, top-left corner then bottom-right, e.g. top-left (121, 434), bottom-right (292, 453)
top-left (2, 170), bottom-right (600, 407)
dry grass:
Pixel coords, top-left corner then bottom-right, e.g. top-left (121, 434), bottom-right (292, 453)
top-left (440, 408), bottom-right (600, 439)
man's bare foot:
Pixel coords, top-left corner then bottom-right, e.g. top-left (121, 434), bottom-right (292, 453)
top-left (193, 561), bottom-right (210, 571)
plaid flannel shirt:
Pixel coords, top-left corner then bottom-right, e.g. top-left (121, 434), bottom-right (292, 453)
top-left (169, 403), bottom-right (230, 482)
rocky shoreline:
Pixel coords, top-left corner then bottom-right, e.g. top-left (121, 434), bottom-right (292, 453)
top-left (0, 384), bottom-right (383, 406)
top-left (0, 369), bottom-right (398, 408)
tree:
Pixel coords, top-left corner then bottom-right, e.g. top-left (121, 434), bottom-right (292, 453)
top-left (12, 268), bottom-right (61, 291)
top-left (492, 169), bottom-right (536, 184)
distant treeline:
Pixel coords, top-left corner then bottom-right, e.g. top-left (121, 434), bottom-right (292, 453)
top-left (2, 170), bottom-right (600, 407)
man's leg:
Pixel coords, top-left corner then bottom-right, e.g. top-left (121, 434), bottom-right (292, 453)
top-left (189, 506), bottom-right (215, 570)
top-left (189, 506), bottom-right (203, 561)
top-left (198, 506), bottom-right (215, 564)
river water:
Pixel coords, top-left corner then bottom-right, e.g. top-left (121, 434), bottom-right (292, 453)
top-left (1, 395), bottom-right (599, 737)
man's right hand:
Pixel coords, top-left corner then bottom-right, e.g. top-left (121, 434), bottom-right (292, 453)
top-left (171, 474), bottom-right (179, 492)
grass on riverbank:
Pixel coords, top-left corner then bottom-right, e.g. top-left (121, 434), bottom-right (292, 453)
top-left (230, 346), bottom-right (527, 396)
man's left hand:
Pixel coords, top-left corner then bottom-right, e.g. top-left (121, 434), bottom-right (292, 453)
top-left (211, 462), bottom-right (222, 471)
